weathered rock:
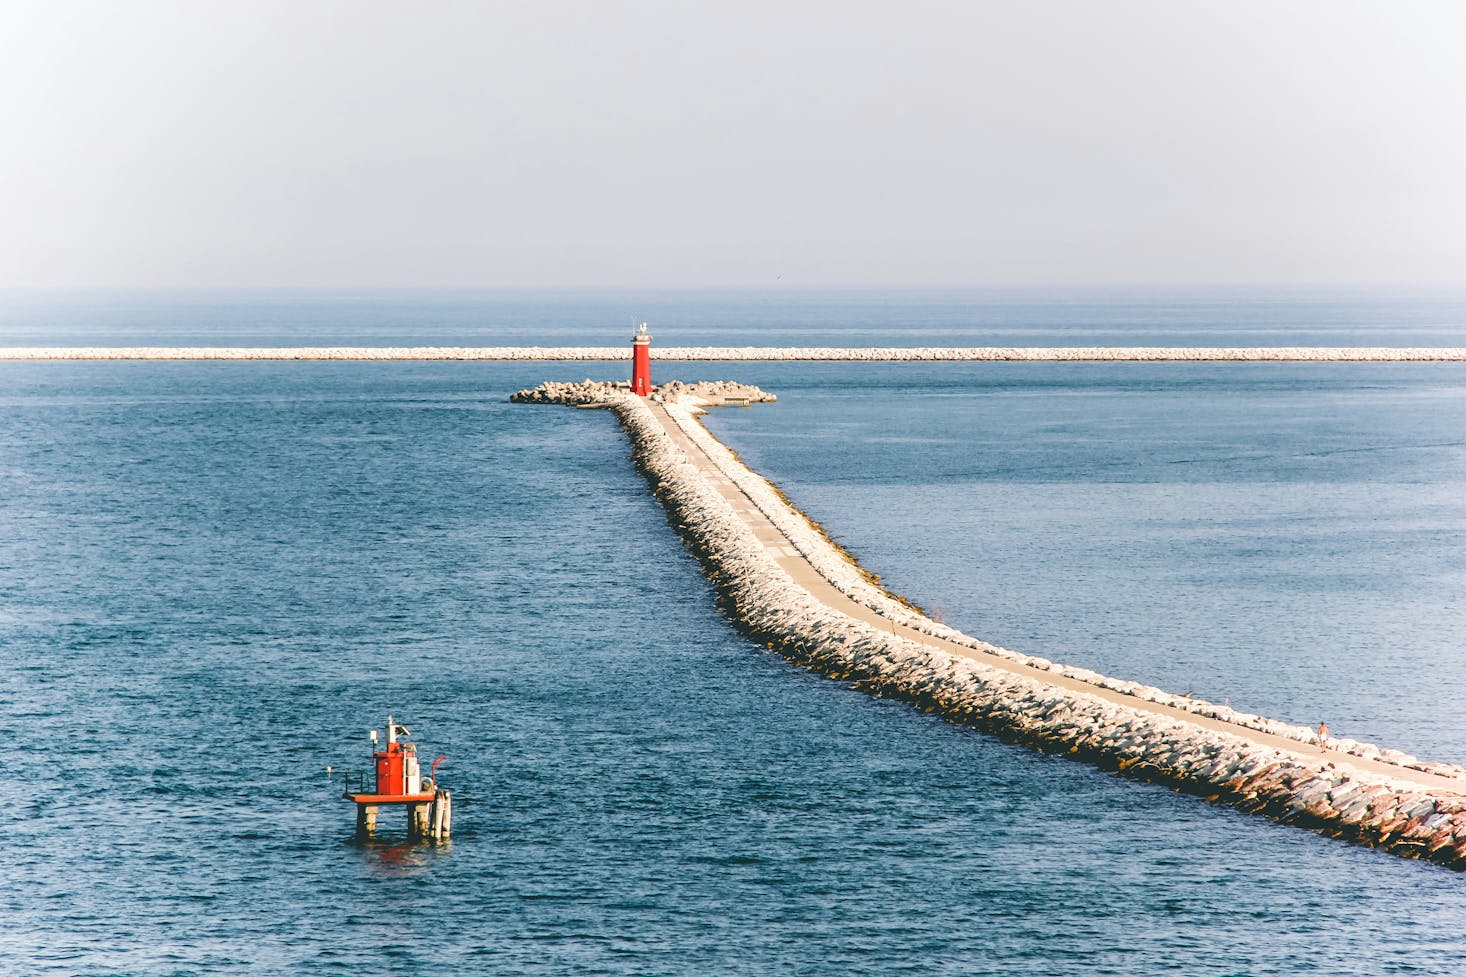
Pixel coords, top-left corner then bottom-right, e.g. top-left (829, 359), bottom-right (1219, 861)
top-left (509, 378), bottom-right (626, 405)
top-left (509, 379), bottom-right (775, 408)
top-left (655, 379), bottom-right (777, 406)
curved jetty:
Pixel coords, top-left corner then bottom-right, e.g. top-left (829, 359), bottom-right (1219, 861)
top-left (519, 380), bottom-right (1466, 869)
top-left (6, 345), bottom-right (1466, 361)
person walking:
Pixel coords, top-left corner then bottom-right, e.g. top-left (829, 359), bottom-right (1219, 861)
top-left (1317, 721), bottom-right (1329, 751)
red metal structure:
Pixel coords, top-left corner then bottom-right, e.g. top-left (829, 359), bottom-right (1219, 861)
top-left (631, 322), bottom-right (652, 396)
top-left (343, 716), bottom-right (451, 840)
top-left (372, 731), bottom-right (415, 796)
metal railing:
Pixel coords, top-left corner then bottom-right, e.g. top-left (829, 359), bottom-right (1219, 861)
top-left (333, 769), bottom-right (373, 795)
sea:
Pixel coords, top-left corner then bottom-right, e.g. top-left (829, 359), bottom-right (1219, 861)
top-left (2, 287), bottom-right (1465, 976)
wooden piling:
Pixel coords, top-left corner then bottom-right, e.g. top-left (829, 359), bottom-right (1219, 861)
top-left (407, 802), bottom-right (431, 839)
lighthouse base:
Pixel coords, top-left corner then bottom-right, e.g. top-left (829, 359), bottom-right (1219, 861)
top-left (346, 788), bottom-right (452, 841)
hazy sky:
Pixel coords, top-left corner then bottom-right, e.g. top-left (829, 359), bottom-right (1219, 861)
top-left (2, 1), bottom-right (1464, 287)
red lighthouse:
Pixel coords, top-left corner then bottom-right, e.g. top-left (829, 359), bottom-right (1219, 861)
top-left (631, 322), bottom-right (652, 396)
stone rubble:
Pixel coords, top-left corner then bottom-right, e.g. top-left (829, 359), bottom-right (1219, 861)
top-left (511, 379), bottom-right (775, 407)
top-left (509, 379), bottom-right (628, 405)
top-left (518, 382), bottom-right (1466, 870)
top-left (654, 379), bottom-right (779, 406)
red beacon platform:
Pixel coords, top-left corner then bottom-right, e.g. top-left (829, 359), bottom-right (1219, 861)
top-left (342, 716), bottom-right (451, 840)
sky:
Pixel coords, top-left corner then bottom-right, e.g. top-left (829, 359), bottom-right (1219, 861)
top-left (1, 0), bottom-right (1464, 288)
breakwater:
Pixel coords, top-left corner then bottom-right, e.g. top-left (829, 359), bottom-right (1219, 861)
top-left (511, 378), bottom-right (777, 407)
top-left (519, 380), bottom-right (1466, 869)
top-left (7, 345), bottom-right (1466, 361)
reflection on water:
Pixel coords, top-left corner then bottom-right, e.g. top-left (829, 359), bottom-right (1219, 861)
top-left (354, 840), bottom-right (452, 876)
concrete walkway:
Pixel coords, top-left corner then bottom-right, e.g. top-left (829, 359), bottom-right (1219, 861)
top-left (648, 402), bottom-right (1466, 798)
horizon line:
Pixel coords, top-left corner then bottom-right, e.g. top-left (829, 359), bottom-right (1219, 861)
top-left (3, 281), bottom-right (1466, 294)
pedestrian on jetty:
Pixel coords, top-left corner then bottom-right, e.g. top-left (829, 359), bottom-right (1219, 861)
top-left (1318, 721), bottom-right (1329, 751)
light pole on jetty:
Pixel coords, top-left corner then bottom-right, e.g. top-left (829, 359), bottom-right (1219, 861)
top-left (631, 322), bottom-right (652, 396)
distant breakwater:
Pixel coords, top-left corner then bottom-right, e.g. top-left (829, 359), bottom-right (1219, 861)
top-left (7, 346), bottom-right (1466, 362)
top-left (518, 380), bottom-right (1466, 870)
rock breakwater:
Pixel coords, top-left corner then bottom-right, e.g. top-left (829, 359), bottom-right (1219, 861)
top-left (517, 382), bottom-right (1466, 869)
top-left (511, 379), bottom-right (776, 407)
top-left (7, 346), bottom-right (1466, 362)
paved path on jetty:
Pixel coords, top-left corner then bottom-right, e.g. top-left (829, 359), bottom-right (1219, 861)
top-left (647, 402), bottom-right (1466, 798)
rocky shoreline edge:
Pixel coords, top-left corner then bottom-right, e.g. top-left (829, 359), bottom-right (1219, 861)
top-left (7, 345), bottom-right (1466, 361)
top-left (510, 378), bottom-right (777, 407)
top-left (518, 381), bottom-right (1466, 870)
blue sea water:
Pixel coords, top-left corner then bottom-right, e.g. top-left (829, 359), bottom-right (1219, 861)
top-left (704, 361), bottom-right (1466, 762)
top-left (1, 285), bottom-right (1465, 348)
top-left (3, 290), bottom-right (1466, 975)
